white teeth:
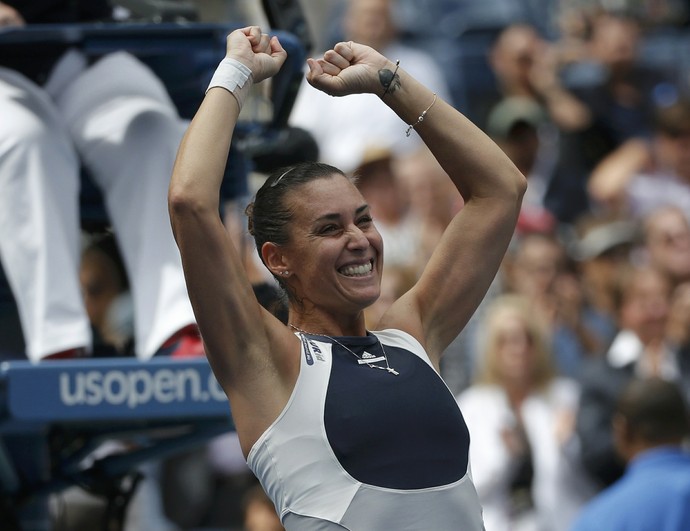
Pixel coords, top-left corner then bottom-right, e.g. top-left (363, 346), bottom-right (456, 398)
top-left (340, 261), bottom-right (373, 277)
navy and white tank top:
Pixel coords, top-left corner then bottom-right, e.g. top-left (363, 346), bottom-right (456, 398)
top-left (246, 328), bottom-right (484, 530)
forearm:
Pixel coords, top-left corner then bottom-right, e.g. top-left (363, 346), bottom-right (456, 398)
top-left (587, 138), bottom-right (650, 204)
top-left (541, 86), bottom-right (592, 131)
top-left (170, 33), bottom-right (262, 213)
top-left (169, 87), bottom-right (243, 213)
top-left (382, 64), bottom-right (526, 202)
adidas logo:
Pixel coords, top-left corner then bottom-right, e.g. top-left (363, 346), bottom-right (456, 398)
top-left (361, 351), bottom-right (376, 359)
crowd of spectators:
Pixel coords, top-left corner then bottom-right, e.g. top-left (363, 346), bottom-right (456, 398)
top-left (1, 0), bottom-right (690, 529)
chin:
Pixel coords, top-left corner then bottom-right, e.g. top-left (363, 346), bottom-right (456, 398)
top-left (349, 288), bottom-right (381, 311)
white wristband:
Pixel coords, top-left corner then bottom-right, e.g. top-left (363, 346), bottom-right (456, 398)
top-left (206, 57), bottom-right (254, 110)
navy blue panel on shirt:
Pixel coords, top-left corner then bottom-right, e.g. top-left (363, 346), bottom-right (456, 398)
top-left (321, 333), bottom-right (469, 489)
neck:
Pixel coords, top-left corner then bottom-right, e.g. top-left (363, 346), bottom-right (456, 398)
top-left (505, 381), bottom-right (532, 407)
top-left (288, 311), bottom-right (367, 337)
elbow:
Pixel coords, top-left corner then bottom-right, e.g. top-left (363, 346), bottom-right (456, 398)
top-left (511, 167), bottom-right (529, 204)
top-left (168, 182), bottom-right (212, 220)
top-left (168, 185), bottom-right (194, 216)
top-left (168, 190), bottom-right (194, 227)
top-left (167, 187), bottom-right (216, 243)
top-left (168, 187), bottom-right (214, 241)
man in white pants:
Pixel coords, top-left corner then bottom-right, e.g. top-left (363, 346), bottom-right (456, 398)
top-left (0, 1), bottom-right (202, 362)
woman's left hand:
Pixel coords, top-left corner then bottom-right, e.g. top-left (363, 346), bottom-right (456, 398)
top-left (306, 41), bottom-right (390, 97)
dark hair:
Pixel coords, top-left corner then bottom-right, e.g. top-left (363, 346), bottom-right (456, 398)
top-left (616, 378), bottom-right (690, 444)
top-left (252, 281), bottom-right (288, 324)
top-left (82, 232), bottom-right (129, 291)
top-left (245, 161), bottom-right (347, 291)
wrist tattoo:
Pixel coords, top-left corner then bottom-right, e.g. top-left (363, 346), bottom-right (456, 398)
top-left (379, 60), bottom-right (400, 97)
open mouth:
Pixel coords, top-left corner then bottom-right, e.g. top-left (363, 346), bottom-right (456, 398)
top-left (338, 259), bottom-right (374, 277)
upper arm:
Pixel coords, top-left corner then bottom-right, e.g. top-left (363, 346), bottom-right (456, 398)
top-left (169, 199), bottom-right (290, 389)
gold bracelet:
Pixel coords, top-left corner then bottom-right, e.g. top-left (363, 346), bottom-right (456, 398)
top-left (405, 93), bottom-right (437, 137)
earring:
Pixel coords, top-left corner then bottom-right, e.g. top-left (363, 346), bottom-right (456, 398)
top-left (282, 271), bottom-right (289, 276)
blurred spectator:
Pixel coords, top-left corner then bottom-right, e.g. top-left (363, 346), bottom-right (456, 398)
top-left (487, 23), bottom-right (590, 133)
top-left (575, 264), bottom-right (690, 488)
top-left (394, 145), bottom-right (463, 273)
top-left (289, 0), bottom-right (451, 172)
top-left (668, 282), bottom-right (690, 353)
top-left (485, 96), bottom-right (558, 235)
top-left (484, 21), bottom-right (601, 225)
top-left (503, 232), bottom-right (595, 378)
top-left (571, 377), bottom-right (690, 531)
top-left (79, 233), bottom-right (133, 356)
top-left (546, 11), bottom-right (680, 223)
top-left (567, 214), bottom-right (640, 356)
top-left (457, 294), bottom-right (596, 531)
top-left (353, 147), bottom-right (424, 270)
top-left (640, 205), bottom-right (690, 289)
top-left (0, 0), bottom-right (202, 362)
top-left (564, 12), bottom-right (675, 145)
top-left (588, 98), bottom-right (690, 217)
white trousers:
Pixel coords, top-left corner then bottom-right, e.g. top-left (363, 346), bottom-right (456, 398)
top-left (0, 51), bottom-right (195, 362)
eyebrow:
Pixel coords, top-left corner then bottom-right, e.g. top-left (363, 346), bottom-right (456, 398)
top-left (313, 204), bottom-right (370, 224)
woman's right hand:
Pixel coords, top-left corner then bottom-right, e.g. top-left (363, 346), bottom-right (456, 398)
top-left (306, 41), bottom-right (392, 97)
top-left (225, 26), bottom-right (287, 84)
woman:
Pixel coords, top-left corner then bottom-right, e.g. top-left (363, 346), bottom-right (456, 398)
top-left (168, 26), bottom-right (526, 530)
top-left (457, 295), bottom-right (596, 531)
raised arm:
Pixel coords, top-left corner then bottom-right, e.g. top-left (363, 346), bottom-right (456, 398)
top-left (168, 28), bottom-right (294, 443)
top-left (306, 42), bottom-right (527, 364)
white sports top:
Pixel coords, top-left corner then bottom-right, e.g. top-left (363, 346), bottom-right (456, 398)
top-left (246, 329), bottom-right (485, 530)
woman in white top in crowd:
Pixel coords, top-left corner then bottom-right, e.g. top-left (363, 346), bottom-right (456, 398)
top-left (457, 294), bottom-right (597, 531)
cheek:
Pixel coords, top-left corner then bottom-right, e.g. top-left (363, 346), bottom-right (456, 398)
top-left (369, 228), bottom-right (384, 254)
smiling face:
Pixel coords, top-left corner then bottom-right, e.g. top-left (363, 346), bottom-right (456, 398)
top-left (274, 174), bottom-right (384, 320)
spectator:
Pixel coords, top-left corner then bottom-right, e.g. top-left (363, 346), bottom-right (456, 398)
top-left (0, 0), bottom-right (202, 362)
top-left (503, 232), bottom-right (594, 378)
top-left (546, 11), bottom-right (679, 223)
top-left (571, 377), bottom-right (690, 531)
top-left (485, 21), bottom-right (598, 225)
top-left (79, 233), bottom-right (133, 356)
top-left (565, 11), bottom-right (675, 150)
top-left (485, 96), bottom-right (558, 235)
top-left (588, 98), bottom-right (690, 218)
top-left (353, 147), bottom-right (423, 270)
top-left (457, 294), bottom-right (596, 531)
top-left (575, 264), bottom-right (690, 488)
top-left (567, 214), bottom-right (640, 357)
top-left (640, 205), bottom-right (690, 289)
top-left (487, 22), bottom-right (590, 133)
top-left (668, 282), bottom-right (690, 355)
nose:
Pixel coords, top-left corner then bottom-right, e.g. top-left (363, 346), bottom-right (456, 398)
top-left (346, 224), bottom-right (369, 250)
